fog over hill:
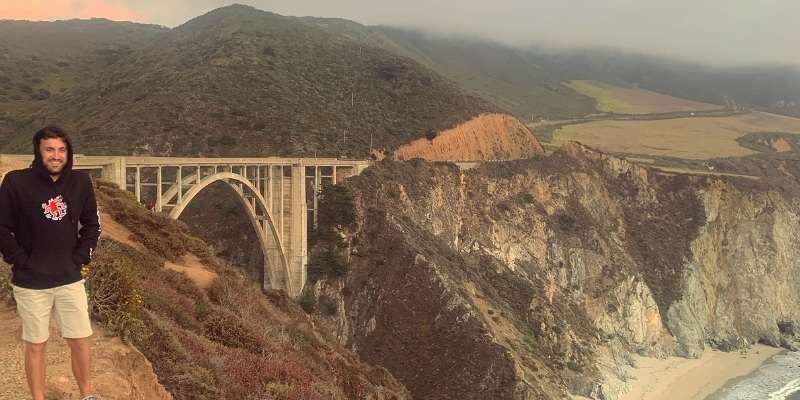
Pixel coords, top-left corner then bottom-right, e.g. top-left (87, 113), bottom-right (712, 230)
top-left (45, 0), bottom-right (799, 67)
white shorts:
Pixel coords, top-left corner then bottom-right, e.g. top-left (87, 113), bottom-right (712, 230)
top-left (12, 280), bottom-right (93, 343)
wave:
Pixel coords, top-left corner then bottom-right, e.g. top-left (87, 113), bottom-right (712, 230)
top-left (715, 351), bottom-right (800, 400)
top-left (769, 378), bottom-right (800, 400)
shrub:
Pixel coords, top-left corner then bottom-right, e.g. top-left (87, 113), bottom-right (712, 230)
top-left (298, 289), bottom-right (317, 314)
top-left (83, 240), bottom-right (149, 343)
top-left (217, 349), bottom-right (324, 400)
top-left (138, 311), bottom-right (222, 400)
top-left (143, 281), bottom-right (202, 332)
top-left (426, 128), bottom-right (437, 141)
top-left (315, 185), bottom-right (355, 241)
top-left (30, 88), bottom-right (50, 100)
top-left (307, 249), bottom-right (347, 283)
top-left (201, 309), bottom-right (267, 352)
top-left (318, 295), bottom-right (337, 316)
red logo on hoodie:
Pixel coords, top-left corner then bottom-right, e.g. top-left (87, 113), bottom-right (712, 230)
top-left (42, 195), bottom-right (68, 221)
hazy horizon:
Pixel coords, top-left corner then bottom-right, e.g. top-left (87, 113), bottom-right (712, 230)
top-left (1, 0), bottom-right (799, 68)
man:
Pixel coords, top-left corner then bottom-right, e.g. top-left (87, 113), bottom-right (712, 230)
top-left (0, 126), bottom-right (101, 400)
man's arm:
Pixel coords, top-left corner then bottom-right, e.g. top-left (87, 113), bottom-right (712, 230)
top-left (0, 174), bottom-right (27, 268)
top-left (72, 174), bottom-right (101, 267)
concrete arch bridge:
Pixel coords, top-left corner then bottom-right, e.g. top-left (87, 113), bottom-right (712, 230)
top-left (1, 154), bottom-right (371, 297)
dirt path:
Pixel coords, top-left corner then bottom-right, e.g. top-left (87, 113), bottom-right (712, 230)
top-left (99, 212), bottom-right (218, 289)
top-left (0, 305), bottom-right (171, 400)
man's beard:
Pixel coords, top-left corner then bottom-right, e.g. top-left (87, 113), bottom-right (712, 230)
top-left (46, 160), bottom-right (64, 175)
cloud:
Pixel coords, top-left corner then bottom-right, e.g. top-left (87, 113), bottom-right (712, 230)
top-left (3, 0), bottom-right (799, 66)
top-left (0, 0), bottom-right (142, 22)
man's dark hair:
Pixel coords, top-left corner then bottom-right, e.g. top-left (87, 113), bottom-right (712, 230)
top-left (33, 126), bottom-right (69, 146)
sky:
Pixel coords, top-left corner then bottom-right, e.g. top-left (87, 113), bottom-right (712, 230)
top-left (1, 0), bottom-right (799, 66)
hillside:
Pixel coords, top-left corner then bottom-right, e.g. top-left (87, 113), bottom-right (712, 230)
top-left (369, 27), bottom-right (597, 120)
top-left (0, 19), bottom-right (166, 145)
top-left (364, 30), bottom-right (800, 119)
top-left (565, 80), bottom-right (721, 114)
top-left (1, 5), bottom-right (498, 157)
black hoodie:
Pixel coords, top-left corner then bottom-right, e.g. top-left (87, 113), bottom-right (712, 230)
top-left (0, 132), bottom-right (101, 289)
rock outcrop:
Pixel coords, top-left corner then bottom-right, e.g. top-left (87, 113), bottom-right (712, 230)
top-left (394, 113), bottom-right (544, 161)
top-left (308, 143), bottom-right (800, 399)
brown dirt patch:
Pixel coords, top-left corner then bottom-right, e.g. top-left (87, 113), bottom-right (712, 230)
top-left (100, 212), bottom-right (218, 290)
top-left (100, 212), bottom-right (145, 251)
top-left (771, 137), bottom-right (793, 152)
top-left (164, 255), bottom-right (217, 289)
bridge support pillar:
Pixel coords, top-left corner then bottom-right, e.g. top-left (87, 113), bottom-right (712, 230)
top-left (100, 157), bottom-right (126, 189)
top-left (288, 163), bottom-right (307, 297)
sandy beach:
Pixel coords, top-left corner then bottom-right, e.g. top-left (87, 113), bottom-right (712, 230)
top-left (571, 344), bottom-right (784, 400)
top-left (620, 344), bottom-right (784, 400)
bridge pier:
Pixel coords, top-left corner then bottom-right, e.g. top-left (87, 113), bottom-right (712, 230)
top-left (288, 163), bottom-right (308, 296)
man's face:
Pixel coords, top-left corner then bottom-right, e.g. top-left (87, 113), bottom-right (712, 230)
top-left (38, 137), bottom-right (68, 176)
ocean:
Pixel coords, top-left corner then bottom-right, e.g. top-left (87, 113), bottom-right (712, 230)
top-left (711, 351), bottom-right (800, 400)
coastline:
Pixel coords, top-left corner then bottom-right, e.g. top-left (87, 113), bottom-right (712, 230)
top-left (703, 350), bottom-right (784, 400)
top-left (618, 344), bottom-right (784, 400)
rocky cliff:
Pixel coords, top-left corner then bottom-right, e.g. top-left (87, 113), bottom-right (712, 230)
top-left (306, 143), bottom-right (800, 399)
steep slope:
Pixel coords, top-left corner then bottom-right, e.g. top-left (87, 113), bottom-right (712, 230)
top-left (394, 113), bottom-right (544, 160)
top-left (306, 144), bottom-right (800, 399)
top-left (89, 180), bottom-right (410, 399)
top-left (9, 5), bottom-right (496, 157)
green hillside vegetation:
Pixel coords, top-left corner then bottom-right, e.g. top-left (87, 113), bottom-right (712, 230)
top-left (565, 80), bottom-right (721, 114)
top-left (370, 27), bottom-right (597, 120)
top-left (0, 19), bottom-right (166, 146)
top-left (1, 179), bottom-right (408, 399)
top-left (1, 5), bottom-right (497, 157)
top-left (566, 80), bottom-right (642, 114)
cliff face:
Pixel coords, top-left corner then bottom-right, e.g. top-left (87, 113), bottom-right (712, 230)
top-left (308, 143), bottom-right (800, 399)
top-left (394, 113), bottom-right (544, 161)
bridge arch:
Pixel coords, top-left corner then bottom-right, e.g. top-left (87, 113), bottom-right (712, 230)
top-left (168, 172), bottom-right (293, 293)
top-left (2, 154), bottom-right (373, 299)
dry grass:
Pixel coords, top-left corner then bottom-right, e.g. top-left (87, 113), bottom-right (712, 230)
top-left (567, 80), bottom-right (721, 114)
top-left (552, 111), bottom-right (800, 159)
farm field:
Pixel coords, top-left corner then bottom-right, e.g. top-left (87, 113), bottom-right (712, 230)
top-left (552, 111), bottom-right (800, 159)
top-left (567, 80), bottom-right (722, 114)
